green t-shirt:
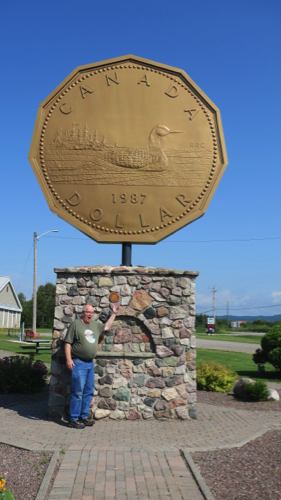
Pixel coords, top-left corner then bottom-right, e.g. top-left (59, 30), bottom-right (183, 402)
top-left (65, 318), bottom-right (104, 360)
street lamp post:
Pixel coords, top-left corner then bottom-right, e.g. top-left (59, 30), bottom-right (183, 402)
top-left (32, 230), bottom-right (58, 334)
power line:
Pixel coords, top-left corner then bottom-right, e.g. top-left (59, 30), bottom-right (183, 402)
top-left (15, 242), bottom-right (33, 293)
top-left (197, 303), bottom-right (281, 314)
top-left (220, 304), bottom-right (281, 311)
top-left (44, 235), bottom-right (281, 243)
top-left (165, 237), bottom-right (281, 243)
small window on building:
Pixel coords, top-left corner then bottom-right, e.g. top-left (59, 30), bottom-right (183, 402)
top-left (6, 286), bottom-right (9, 292)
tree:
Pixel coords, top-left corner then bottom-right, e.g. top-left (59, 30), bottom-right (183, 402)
top-left (18, 292), bottom-right (26, 307)
top-left (253, 325), bottom-right (281, 373)
top-left (21, 298), bottom-right (33, 328)
top-left (36, 282), bottom-right (56, 328)
top-left (196, 314), bottom-right (207, 326)
top-left (19, 282), bottom-right (56, 329)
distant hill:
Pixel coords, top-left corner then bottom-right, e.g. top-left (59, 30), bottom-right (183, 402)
top-left (217, 314), bottom-right (281, 323)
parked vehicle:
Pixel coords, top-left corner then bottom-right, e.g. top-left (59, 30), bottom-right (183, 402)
top-left (206, 317), bottom-right (215, 334)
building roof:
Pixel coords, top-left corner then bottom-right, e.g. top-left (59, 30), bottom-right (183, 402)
top-left (0, 277), bottom-right (23, 312)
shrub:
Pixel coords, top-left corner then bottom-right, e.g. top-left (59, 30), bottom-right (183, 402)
top-left (268, 347), bottom-right (281, 373)
top-left (261, 325), bottom-right (281, 355)
top-left (253, 326), bottom-right (281, 373)
top-left (0, 356), bottom-right (48, 394)
top-left (197, 362), bottom-right (237, 392)
top-left (243, 380), bottom-right (270, 401)
top-left (253, 348), bottom-right (266, 365)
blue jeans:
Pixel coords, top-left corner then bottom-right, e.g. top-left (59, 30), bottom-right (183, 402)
top-left (69, 359), bottom-right (95, 421)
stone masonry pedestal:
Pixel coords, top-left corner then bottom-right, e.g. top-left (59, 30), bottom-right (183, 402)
top-left (49, 266), bottom-right (199, 421)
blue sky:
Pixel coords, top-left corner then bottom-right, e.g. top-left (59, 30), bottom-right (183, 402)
top-left (1, 0), bottom-right (281, 317)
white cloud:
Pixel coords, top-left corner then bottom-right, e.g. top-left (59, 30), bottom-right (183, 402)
top-left (271, 291), bottom-right (281, 304)
top-left (196, 288), bottom-right (257, 314)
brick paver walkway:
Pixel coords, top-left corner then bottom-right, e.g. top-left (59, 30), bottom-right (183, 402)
top-left (0, 396), bottom-right (280, 499)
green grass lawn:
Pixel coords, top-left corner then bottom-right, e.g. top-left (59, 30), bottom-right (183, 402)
top-left (196, 333), bottom-right (262, 344)
top-left (0, 335), bottom-right (52, 364)
top-left (197, 348), bottom-right (281, 382)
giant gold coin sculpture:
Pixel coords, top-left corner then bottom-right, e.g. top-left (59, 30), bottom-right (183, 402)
top-left (29, 55), bottom-right (227, 243)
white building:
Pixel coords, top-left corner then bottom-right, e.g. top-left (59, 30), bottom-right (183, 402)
top-left (0, 277), bottom-right (22, 329)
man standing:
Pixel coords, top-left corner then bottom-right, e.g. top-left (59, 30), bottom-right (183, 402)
top-left (65, 303), bottom-right (120, 428)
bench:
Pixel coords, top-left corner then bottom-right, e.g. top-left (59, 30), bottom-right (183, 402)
top-left (25, 330), bottom-right (40, 340)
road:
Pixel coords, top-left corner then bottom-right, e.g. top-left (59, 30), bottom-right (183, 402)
top-left (196, 339), bottom-right (260, 354)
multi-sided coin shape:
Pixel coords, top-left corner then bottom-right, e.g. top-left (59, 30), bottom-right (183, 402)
top-left (29, 55), bottom-right (227, 243)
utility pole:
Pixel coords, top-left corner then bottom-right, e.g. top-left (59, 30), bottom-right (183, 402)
top-left (227, 301), bottom-right (229, 327)
top-left (211, 286), bottom-right (217, 322)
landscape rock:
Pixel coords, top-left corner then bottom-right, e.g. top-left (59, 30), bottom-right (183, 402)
top-left (233, 378), bottom-right (255, 399)
top-left (170, 398), bottom-right (186, 408)
top-left (112, 377), bottom-right (128, 389)
top-left (146, 377), bottom-right (165, 389)
top-left (99, 375), bottom-right (113, 385)
top-left (267, 388), bottom-right (280, 401)
top-left (98, 398), bottom-right (117, 410)
top-left (95, 409), bottom-right (111, 419)
top-left (142, 408), bottom-right (153, 419)
top-left (176, 407), bottom-right (189, 420)
top-left (154, 409), bottom-right (172, 419)
top-left (129, 374), bottom-right (148, 388)
top-left (127, 408), bottom-right (141, 420)
top-left (109, 410), bottom-right (126, 420)
top-left (154, 400), bottom-right (168, 411)
top-left (162, 387), bottom-right (179, 401)
top-left (114, 327), bottom-right (132, 343)
top-left (130, 289), bottom-right (153, 310)
top-left (99, 387), bottom-right (113, 398)
top-left (113, 387), bottom-right (130, 401)
top-left (156, 346), bottom-right (173, 358)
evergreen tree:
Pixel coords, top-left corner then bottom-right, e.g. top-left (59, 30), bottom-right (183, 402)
top-left (19, 282), bottom-right (56, 329)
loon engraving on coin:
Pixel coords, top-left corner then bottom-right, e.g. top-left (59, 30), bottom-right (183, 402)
top-left (29, 55), bottom-right (228, 243)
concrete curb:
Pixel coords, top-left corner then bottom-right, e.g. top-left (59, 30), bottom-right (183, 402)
top-left (36, 450), bottom-right (60, 500)
top-left (182, 449), bottom-right (216, 500)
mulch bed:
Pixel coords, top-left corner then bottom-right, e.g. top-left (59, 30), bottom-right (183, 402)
top-left (197, 389), bottom-right (281, 411)
top-left (191, 430), bottom-right (281, 500)
top-left (0, 444), bottom-right (52, 500)
top-left (194, 389), bottom-right (281, 499)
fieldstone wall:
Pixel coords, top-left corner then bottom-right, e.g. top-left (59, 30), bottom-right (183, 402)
top-left (49, 266), bottom-right (199, 421)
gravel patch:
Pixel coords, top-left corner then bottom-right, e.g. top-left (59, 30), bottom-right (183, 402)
top-left (191, 430), bottom-right (281, 500)
top-left (197, 389), bottom-right (281, 411)
top-left (0, 444), bottom-right (52, 500)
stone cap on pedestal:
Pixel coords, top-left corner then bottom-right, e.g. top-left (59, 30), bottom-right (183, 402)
top-left (54, 266), bottom-right (199, 276)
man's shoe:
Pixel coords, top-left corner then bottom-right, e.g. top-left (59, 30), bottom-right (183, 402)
top-left (79, 416), bottom-right (95, 426)
top-left (68, 420), bottom-right (85, 429)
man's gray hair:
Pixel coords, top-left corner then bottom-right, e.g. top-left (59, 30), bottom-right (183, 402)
top-left (82, 305), bottom-right (94, 312)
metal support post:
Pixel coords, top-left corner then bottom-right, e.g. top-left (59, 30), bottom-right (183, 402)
top-left (121, 243), bottom-right (132, 266)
